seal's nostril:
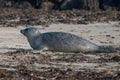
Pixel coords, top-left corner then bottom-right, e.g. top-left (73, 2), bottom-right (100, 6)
top-left (20, 30), bottom-right (23, 33)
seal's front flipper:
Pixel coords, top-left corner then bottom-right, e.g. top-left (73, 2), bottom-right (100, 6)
top-left (32, 45), bottom-right (44, 50)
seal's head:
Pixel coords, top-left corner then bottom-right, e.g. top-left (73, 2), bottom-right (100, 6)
top-left (20, 27), bottom-right (43, 50)
top-left (20, 27), bottom-right (40, 38)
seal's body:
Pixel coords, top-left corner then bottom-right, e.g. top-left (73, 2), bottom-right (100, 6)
top-left (20, 27), bottom-right (99, 52)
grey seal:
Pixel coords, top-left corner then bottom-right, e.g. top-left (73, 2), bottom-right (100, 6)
top-left (20, 27), bottom-right (99, 52)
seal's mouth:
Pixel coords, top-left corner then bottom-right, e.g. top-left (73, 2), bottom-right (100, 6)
top-left (20, 29), bottom-right (25, 35)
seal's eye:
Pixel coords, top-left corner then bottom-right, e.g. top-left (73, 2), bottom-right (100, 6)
top-left (25, 28), bottom-right (29, 33)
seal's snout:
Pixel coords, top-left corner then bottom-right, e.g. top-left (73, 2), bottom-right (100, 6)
top-left (20, 29), bottom-right (24, 35)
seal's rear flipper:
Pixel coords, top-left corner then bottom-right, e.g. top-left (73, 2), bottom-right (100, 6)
top-left (98, 46), bottom-right (117, 53)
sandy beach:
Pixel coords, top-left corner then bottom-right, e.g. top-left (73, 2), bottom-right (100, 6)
top-left (0, 22), bottom-right (120, 52)
top-left (0, 22), bottom-right (119, 79)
